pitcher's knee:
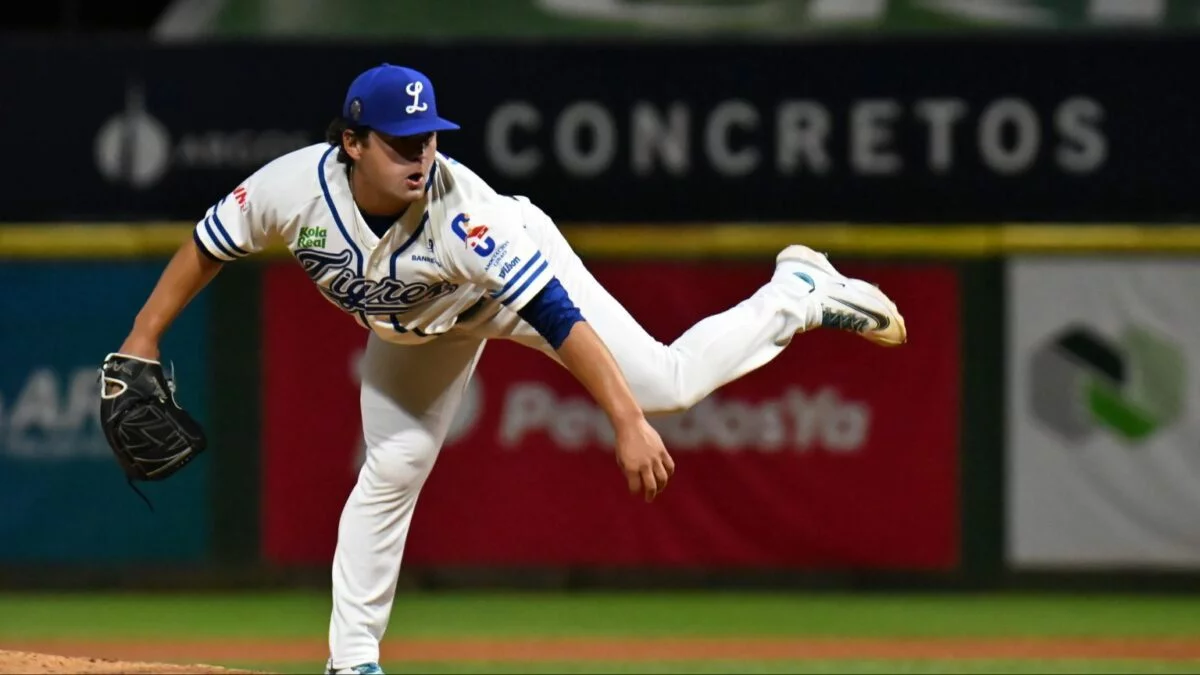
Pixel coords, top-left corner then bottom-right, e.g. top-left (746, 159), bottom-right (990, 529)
top-left (359, 430), bottom-right (441, 494)
top-left (637, 377), bottom-right (702, 416)
top-left (627, 347), bottom-right (709, 415)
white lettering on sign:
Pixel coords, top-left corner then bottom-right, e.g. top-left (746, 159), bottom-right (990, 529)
top-left (499, 383), bottom-right (870, 453)
top-left (484, 96), bottom-right (1106, 179)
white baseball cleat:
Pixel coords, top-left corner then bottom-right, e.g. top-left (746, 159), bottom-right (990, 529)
top-left (774, 245), bottom-right (907, 347)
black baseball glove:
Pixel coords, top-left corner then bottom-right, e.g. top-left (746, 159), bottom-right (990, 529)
top-left (99, 353), bottom-right (207, 496)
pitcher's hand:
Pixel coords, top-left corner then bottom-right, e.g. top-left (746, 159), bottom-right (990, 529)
top-left (614, 417), bottom-right (675, 502)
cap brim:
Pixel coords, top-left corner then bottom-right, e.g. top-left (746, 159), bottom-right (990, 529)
top-left (373, 117), bottom-right (460, 137)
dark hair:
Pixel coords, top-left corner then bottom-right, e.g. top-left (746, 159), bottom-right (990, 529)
top-left (325, 117), bottom-right (371, 166)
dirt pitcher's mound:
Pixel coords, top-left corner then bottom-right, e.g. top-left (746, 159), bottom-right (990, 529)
top-left (0, 649), bottom-right (260, 674)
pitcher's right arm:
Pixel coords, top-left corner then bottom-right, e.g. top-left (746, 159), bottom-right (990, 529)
top-left (117, 237), bottom-right (225, 361)
top-left (117, 176), bottom-right (277, 360)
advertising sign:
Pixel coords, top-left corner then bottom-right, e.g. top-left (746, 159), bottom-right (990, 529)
top-left (0, 262), bottom-right (211, 562)
top-left (2, 37), bottom-right (1197, 223)
top-left (262, 260), bottom-right (960, 569)
top-left (1008, 258), bottom-right (1200, 568)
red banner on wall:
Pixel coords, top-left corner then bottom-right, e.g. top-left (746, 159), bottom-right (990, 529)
top-left (262, 260), bottom-right (961, 569)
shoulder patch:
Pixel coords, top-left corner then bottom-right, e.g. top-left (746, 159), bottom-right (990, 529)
top-left (450, 213), bottom-right (496, 257)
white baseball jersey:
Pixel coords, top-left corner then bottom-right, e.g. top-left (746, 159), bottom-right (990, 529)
top-left (192, 143), bottom-right (551, 345)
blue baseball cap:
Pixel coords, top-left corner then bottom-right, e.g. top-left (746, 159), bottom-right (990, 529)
top-left (342, 63), bottom-right (460, 137)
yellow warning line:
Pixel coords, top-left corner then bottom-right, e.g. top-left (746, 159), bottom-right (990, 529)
top-left (2, 222), bottom-right (1200, 260)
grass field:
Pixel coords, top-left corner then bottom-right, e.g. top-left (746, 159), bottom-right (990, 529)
top-left (1, 591), bottom-right (1199, 673)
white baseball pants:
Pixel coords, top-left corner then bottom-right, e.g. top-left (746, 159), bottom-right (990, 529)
top-left (328, 201), bottom-right (817, 668)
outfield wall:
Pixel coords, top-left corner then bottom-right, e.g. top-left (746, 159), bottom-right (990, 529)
top-left (3, 223), bottom-right (1198, 591)
top-left (4, 31), bottom-right (1199, 590)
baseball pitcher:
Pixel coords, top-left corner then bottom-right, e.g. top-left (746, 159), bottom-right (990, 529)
top-left (98, 64), bottom-right (906, 675)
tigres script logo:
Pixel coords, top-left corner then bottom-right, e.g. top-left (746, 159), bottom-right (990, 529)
top-left (296, 249), bottom-right (458, 315)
